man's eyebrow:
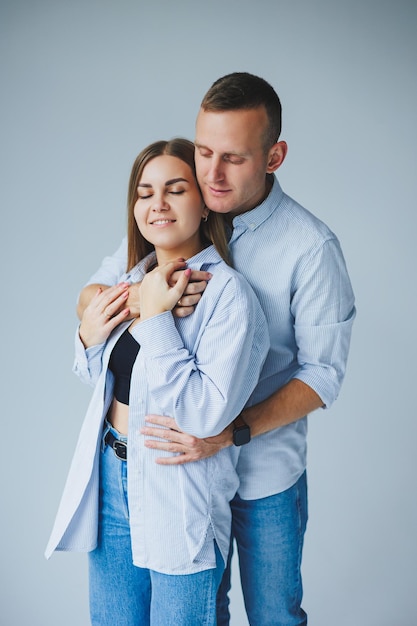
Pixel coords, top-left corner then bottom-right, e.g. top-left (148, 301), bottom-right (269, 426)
top-left (195, 141), bottom-right (213, 152)
top-left (195, 142), bottom-right (248, 157)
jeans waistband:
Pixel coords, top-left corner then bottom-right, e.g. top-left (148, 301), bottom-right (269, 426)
top-left (102, 420), bottom-right (127, 460)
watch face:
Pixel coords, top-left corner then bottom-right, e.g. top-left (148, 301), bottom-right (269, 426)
top-left (233, 425), bottom-right (251, 446)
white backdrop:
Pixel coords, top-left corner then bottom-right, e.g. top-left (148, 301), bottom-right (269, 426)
top-left (1, 1), bottom-right (416, 624)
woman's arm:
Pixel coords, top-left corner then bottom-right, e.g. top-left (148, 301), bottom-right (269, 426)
top-left (131, 264), bottom-right (269, 439)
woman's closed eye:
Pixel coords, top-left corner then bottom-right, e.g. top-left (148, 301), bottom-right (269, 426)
top-left (137, 189), bottom-right (186, 200)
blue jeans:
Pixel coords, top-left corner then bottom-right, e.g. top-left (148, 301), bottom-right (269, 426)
top-left (89, 425), bottom-right (224, 626)
top-left (217, 471), bottom-right (308, 626)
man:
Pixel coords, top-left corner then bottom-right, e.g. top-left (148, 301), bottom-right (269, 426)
top-left (78, 73), bottom-right (355, 625)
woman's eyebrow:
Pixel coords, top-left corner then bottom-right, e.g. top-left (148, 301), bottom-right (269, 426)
top-left (165, 177), bottom-right (188, 186)
top-left (138, 177), bottom-right (188, 188)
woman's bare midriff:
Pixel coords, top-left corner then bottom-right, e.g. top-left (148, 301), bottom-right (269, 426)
top-left (107, 398), bottom-right (129, 435)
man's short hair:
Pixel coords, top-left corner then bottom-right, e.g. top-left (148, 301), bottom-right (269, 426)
top-left (201, 72), bottom-right (282, 150)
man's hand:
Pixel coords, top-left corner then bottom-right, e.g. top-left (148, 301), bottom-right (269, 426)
top-left (171, 268), bottom-right (212, 318)
top-left (125, 283), bottom-right (141, 318)
top-left (128, 268), bottom-right (211, 319)
top-left (141, 415), bottom-right (233, 465)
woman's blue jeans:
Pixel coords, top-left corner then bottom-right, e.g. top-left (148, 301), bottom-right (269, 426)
top-left (217, 471), bottom-right (308, 626)
top-left (89, 426), bottom-right (224, 626)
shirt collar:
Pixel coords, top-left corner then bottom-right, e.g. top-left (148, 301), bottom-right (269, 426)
top-left (186, 244), bottom-right (223, 269)
top-left (231, 175), bottom-right (284, 232)
top-left (125, 245), bottom-right (222, 282)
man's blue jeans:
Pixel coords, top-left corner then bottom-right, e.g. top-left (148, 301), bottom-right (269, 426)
top-left (217, 471), bottom-right (308, 626)
top-left (89, 426), bottom-right (224, 626)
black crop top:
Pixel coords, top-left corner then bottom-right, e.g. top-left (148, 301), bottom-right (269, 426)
top-left (108, 329), bottom-right (140, 405)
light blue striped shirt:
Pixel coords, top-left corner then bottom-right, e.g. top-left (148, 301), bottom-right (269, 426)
top-left (84, 176), bottom-right (356, 498)
top-left (45, 246), bottom-right (269, 573)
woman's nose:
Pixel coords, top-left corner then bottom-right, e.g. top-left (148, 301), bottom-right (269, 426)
top-left (152, 196), bottom-right (169, 211)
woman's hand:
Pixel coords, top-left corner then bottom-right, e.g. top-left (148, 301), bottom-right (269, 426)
top-left (79, 283), bottom-right (131, 348)
top-left (139, 259), bottom-right (191, 321)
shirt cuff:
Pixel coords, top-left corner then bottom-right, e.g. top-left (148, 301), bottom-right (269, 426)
top-left (130, 312), bottom-right (183, 355)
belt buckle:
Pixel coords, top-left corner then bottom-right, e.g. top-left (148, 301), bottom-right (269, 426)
top-left (112, 440), bottom-right (127, 461)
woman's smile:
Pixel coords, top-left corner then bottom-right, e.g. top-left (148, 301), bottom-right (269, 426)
top-left (149, 218), bottom-right (176, 226)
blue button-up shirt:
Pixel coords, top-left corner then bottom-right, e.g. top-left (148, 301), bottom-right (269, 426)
top-left (45, 246), bottom-right (269, 574)
top-left (228, 177), bottom-right (355, 497)
top-left (82, 176), bottom-right (355, 498)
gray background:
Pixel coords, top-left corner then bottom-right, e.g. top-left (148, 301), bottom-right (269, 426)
top-left (1, 1), bottom-right (416, 624)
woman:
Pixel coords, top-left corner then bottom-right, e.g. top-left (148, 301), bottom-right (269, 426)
top-left (45, 139), bottom-right (269, 625)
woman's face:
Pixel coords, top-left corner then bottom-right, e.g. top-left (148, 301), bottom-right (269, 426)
top-left (134, 155), bottom-right (207, 262)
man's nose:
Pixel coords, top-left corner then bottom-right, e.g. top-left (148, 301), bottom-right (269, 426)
top-left (207, 156), bottom-right (224, 182)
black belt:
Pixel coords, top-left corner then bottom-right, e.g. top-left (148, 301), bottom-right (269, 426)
top-left (105, 430), bottom-right (127, 461)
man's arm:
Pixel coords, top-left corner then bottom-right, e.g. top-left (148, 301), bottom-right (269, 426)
top-left (77, 274), bottom-right (212, 320)
top-left (76, 237), bottom-right (129, 319)
top-left (142, 236), bottom-right (355, 464)
top-left (77, 284), bottom-right (110, 320)
top-left (76, 236), bottom-right (213, 320)
top-left (141, 378), bottom-right (322, 465)
top-left (243, 378), bottom-right (322, 436)
top-left (77, 282), bottom-right (143, 320)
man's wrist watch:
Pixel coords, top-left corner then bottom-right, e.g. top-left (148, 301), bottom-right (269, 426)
top-left (232, 414), bottom-right (251, 446)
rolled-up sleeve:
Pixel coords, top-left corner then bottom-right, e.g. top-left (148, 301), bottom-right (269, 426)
top-left (292, 237), bottom-right (356, 407)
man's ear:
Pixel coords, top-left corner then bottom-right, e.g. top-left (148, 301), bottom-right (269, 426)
top-left (266, 141), bottom-right (288, 173)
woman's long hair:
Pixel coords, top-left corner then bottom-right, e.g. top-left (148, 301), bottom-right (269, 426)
top-left (126, 138), bottom-right (230, 271)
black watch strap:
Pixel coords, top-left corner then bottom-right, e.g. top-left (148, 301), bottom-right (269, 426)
top-left (233, 414), bottom-right (251, 446)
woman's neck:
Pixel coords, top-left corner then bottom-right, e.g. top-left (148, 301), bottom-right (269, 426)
top-left (154, 241), bottom-right (206, 266)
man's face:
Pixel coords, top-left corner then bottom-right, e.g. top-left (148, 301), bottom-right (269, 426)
top-left (194, 107), bottom-right (272, 216)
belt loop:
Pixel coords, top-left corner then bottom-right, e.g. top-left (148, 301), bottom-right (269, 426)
top-left (101, 420), bottom-right (111, 453)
